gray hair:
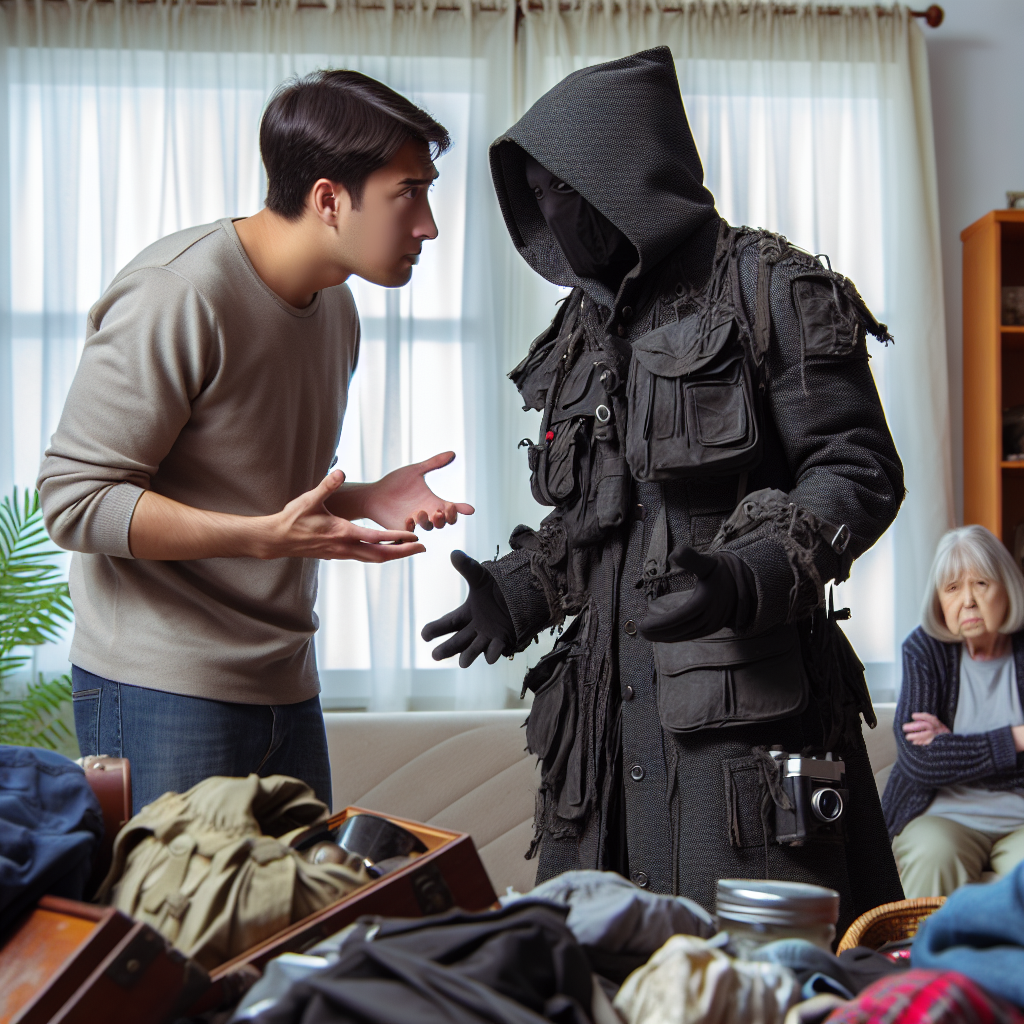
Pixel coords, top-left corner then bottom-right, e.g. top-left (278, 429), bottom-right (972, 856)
top-left (921, 524), bottom-right (1024, 641)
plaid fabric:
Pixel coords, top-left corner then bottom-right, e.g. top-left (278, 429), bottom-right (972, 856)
top-left (826, 970), bottom-right (1024, 1024)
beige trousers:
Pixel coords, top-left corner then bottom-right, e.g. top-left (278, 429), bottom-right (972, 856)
top-left (893, 814), bottom-right (1024, 898)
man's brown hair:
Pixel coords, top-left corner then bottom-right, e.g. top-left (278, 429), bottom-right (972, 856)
top-left (261, 69), bottom-right (450, 219)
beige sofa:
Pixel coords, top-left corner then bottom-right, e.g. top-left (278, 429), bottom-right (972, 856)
top-left (323, 703), bottom-right (900, 896)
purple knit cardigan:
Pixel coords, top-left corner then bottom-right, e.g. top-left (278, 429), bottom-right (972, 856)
top-left (882, 626), bottom-right (1024, 838)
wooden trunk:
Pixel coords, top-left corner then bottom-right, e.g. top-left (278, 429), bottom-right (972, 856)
top-left (189, 806), bottom-right (497, 1013)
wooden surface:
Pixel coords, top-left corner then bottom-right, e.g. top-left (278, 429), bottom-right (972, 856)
top-left (961, 209), bottom-right (1024, 547)
top-left (0, 898), bottom-right (132, 1024)
top-left (208, 806), bottom-right (497, 981)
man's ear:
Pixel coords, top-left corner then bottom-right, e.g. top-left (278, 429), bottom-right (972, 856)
top-left (309, 179), bottom-right (352, 225)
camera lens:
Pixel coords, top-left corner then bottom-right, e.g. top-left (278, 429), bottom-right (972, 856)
top-left (811, 787), bottom-right (843, 823)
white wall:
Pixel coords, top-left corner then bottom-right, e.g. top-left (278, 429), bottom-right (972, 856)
top-left (926, 0), bottom-right (1024, 523)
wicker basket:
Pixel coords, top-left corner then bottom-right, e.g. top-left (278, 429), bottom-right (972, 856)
top-left (836, 897), bottom-right (946, 953)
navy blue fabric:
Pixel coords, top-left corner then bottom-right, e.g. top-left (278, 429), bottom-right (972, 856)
top-left (882, 628), bottom-right (1024, 839)
top-left (0, 745), bottom-right (102, 934)
top-left (912, 858), bottom-right (1024, 1008)
top-left (72, 666), bottom-right (332, 812)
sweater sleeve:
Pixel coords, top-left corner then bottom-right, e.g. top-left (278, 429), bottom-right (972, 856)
top-left (894, 631), bottom-right (1021, 786)
top-left (37, 268), bottom-right (218, 557)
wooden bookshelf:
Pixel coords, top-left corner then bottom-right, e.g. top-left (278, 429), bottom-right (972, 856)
top-left (962, 209), bottom-right (1024, 552)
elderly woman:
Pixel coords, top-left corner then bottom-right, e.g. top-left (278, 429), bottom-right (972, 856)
top-left (883, 524), bottom-right (1024, 897)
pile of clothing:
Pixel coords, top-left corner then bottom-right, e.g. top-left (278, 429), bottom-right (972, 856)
top-left (216, 865), bottom-right (1024, 1024)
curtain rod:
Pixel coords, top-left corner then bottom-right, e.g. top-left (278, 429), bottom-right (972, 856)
top-left (36, 0), bottom-right (946, 22)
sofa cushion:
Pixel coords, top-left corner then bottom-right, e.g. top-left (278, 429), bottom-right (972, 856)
top-left (324, 711), bottom-right (540, 895)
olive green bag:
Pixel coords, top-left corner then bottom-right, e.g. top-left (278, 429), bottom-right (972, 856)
top-left (97, 774), bottom-right (369, 970)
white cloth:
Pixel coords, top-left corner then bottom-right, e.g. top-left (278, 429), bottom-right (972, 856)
top-left (613, 934), bottom-right (801, 1024)
top-left (927, 646), bottom-right (1024, 834)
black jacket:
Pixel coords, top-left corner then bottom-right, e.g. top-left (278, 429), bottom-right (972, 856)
top-left (485, 47), bottom-right (905, 929)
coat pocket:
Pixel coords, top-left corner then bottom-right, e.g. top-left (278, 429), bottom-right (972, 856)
top-left (625, 315), bottom-right (761, 481)
top-left (653, 624), bottom-right (808, 733)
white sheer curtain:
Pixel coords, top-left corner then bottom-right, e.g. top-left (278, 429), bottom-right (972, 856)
top-left (0, 1), bottom-right (948, 707)
top-left (515, 3), bottom-right (952, 698)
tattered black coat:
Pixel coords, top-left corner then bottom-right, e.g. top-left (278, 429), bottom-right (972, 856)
top-left (486, 47), bottom-right (905, 933)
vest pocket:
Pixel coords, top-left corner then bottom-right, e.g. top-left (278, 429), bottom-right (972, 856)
top-left (626, 315), bottom-right (760, 481)
top-left (653, 624), bottom-right (808, 733)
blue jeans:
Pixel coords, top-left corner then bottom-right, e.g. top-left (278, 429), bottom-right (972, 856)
top-left (71, 666), bottom-right (332, 813)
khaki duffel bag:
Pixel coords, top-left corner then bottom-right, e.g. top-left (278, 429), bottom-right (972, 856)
top-left (97, 774), bottom-right (368, 970)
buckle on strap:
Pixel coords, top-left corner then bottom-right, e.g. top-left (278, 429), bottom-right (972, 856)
top-left (830, 524), bottom-right (851, 555)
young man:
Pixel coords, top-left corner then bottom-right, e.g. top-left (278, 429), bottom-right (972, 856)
top-left (38, 71), bottom-right (470, 811)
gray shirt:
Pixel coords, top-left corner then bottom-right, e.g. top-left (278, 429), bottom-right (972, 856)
top-left (927, 645), bottom-right (1024, 834)
top-left (37, 219), bottom-right (360, 704)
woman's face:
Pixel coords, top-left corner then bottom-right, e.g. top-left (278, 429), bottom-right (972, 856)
top-left (937, 567), bottom-right (1009, 639)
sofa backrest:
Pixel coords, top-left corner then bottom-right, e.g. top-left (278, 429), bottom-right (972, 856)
top-left (323, 710), bottom-right (539, 896)
top-left (323, 702), bottom-right (901, 895)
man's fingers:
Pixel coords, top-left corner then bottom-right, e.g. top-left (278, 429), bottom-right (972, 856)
top-left (485, 637), bottom-right (505, 664)
top-left (351, 541), bottom-right (425, 563)
top-left (454, 502), bottom-right (475, 516)
top-left (431, 624), bottom-right (477, 661)
top-left (346, 523), bottom-right (419, 545)
top-left (451, 549), bottom-right (490, 588)
top-left (421, 606), bottom-right (471, 642)
top-left (417, 451), bottom-right (457, 475)
top-left (459, 634), bottom-right (489, 668)
top-left (307, 469), bottom-right (346, 506)
top-left (414, 510), bottom-right (434, 531)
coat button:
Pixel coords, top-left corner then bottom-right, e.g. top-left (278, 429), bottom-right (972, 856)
top-left (621, 305), bottom-right (634, 320)
top-left (624, 685), bottom-right (634, 701)
top-left (630, 764), bottom-right (645, 781)
top-left (633, 870), bottom-right (649, 888)
top-left (635, 503), bottom-right (646, 521)
top-left (624, 619), bottom-right (637, 636)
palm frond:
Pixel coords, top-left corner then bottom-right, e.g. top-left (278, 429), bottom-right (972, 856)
top-left (0, 488), bottom-right (73, 657)
top-left (0, 672), bottom-right (73, 750)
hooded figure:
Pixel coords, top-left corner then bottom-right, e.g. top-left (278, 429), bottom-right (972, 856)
top-left (424, 47), bottom-right (904, 932)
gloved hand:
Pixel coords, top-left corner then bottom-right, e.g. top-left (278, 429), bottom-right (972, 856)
top-left (421, 550), bottom-right (516, 667)
top-left (639, 547), bottom-right (756, 643)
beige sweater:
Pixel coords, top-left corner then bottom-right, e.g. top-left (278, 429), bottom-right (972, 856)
top-left (37, 219), bottom-right (360, 704)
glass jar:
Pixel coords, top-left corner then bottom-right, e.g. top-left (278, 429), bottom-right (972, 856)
top-left (715, 879), bottom-right (839, 960)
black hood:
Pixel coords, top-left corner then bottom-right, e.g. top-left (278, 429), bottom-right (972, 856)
top-left (489, 46), bottom-right (717, 306)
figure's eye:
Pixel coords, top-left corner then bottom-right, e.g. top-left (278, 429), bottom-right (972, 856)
top-left (532, 186), bottom-right (544, 199)
top-left (551, 179), bottom-right (576, 194)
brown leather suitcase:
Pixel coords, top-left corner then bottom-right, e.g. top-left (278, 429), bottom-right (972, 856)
top-left (189, 806), bottom-right (497, 1013)
top-left (0, 896), bottom-right (131, 1024)
top-left (0, 895), bottom-right (209, 1024)
top-left (78, 755), bottom-right (132, 894)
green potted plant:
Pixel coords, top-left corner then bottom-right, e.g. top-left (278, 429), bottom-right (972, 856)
top-left (0, 487), bottom-right (75, 750)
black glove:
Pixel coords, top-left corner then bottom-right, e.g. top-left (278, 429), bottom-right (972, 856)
top-left (421, 550), bottom-right (516, 667)
top-left (639, 547), bottom-right (756, 643)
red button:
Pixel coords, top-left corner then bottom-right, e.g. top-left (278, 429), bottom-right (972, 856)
top-left (545, 430), bottom-right (554, 441)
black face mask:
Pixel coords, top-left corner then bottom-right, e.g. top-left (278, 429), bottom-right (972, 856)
top-left (524, 155), bottom-right (638, 290)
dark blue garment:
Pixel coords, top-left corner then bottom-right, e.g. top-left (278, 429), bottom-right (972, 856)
top-left (912, 858), bottom-right (1024, 1008)
top-left (72, 667), bottom-right (332, 813)
top-left (0, 745), bottom-right (103, 933)
top-left (882, 627), bottom-right (1024, 839)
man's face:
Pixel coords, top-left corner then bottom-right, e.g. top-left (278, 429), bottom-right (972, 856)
top-left (339, 137), bottom-right (439, 287)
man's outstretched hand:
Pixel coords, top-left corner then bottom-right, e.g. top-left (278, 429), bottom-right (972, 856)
top-left (128, 469), bottom-right (426, 562)
top-left (639, 547), bottom-right (756, 643)
top-left (421, 550), bottom-right (515, 667)
top-left (329, 452), bottom-right (475, 532)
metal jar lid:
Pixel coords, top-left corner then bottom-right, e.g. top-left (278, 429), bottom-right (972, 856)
top-left (715, 879), bottom-right (840, 928)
